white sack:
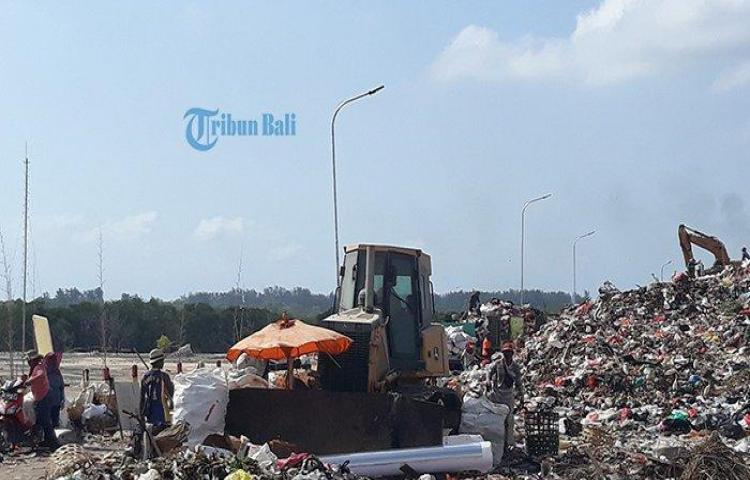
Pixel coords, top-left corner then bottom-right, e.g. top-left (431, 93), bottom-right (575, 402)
top-left (459, 394), bottom-right (509, 464)
top-left (173, 367), bottom-right (228, 447)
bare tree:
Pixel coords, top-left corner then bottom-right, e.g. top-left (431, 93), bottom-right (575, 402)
top-left (97, 228), bottom-right (108, 366)
top-left (177, 308), bottom-right (186, 348)
top-left (0, 227), bottom-right (16, 377)
top-left (232, 246), bottom-right (245, 342)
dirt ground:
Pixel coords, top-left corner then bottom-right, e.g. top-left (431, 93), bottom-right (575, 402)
top-left (0, 352), bottom-right (226, 397)
top-left (0, 352), bottom-right (226, 479)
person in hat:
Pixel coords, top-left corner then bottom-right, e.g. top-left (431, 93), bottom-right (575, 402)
top-left (24, 350), bottom-right (60, 450)
top-left (139, 348), bottom-right (174, 431)
top-left (487, 341), bottom-right (524, 452)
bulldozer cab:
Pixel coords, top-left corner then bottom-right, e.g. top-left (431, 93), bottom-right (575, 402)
top-left (338, 244), bottom-right (434, 371)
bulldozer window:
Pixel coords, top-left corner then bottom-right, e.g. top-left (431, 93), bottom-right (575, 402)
top-left (351, 252), bottom-right (386, 308)
top-left (385, 253), bottom-right (421, 370)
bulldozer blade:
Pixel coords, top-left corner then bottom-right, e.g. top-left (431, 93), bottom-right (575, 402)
top-left (225, 389), bottom-right (444, 455)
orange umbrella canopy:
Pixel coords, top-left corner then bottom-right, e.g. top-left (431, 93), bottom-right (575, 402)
top-left (226, 315), bottom-right (353, 362)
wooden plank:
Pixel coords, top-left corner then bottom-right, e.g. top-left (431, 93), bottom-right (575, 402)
top-left (33, 314), bottom-right (53, 355)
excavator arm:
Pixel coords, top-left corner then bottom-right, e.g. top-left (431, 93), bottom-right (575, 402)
top-left (678, 224), bottom-right (732, 270)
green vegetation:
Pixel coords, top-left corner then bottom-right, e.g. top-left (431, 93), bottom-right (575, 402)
top-left (0, 286), bottom-right (576, 353)
top-left (156, 334), bottom-right (171, 351)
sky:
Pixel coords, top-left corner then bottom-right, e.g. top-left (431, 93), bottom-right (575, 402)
top-left (1, 0), bottom-right (749, 300)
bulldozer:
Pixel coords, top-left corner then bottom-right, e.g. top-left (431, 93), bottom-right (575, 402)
top-left (678, 224), bottom-right (741, 276)
top-left (319, 244), bottom-right (450, 392)
top-left (225, 244), bottom-right (458, 454)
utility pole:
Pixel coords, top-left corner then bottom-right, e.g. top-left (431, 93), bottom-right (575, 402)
top-left (520, 193), bottom-right (552, 305)
top-left (660, 260), bottom-right (673, 282)
top-left (98, 228), bottom-right (107, 367)
top-left (330, 85), bottom-right (385, 288)
top-left (21, 143), bottom-right (29, 353)
top-left (572, 230), bottom-right (596, 304)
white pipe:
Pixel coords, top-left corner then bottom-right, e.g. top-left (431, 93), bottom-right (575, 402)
top-left (320, 441), bottom-right (493, 477)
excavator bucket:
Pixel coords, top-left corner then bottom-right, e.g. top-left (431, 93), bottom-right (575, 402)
top-left (225, 389), bottom-right (444, 454)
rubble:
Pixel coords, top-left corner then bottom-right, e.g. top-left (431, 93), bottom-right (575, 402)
top-left (48, 443), bottom-right (371, 480)
top-left (680, 432), bottom-right (750, 480)
top-left (514, 266), bottom-right (750, 478)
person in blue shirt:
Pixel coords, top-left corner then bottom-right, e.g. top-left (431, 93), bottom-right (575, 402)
top-left (139, 348), bottom-right (174, 430)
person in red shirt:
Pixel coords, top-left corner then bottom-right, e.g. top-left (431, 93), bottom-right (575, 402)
top-left (25, 350), bottom-right (59, 450)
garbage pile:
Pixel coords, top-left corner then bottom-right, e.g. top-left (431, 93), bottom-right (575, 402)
top-left (517, 266), bottom-right (750, 478)
top-left (456, 299), bottom-right (546, 354)
top-left (48, 439), bottom-right (368, 480)
top-left (445, 325), bottom-right (475, 359)
top-left (67, 382), bottom-right (119, 433)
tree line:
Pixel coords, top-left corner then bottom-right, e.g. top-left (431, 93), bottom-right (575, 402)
top-left (2, 295), bottom-right (277, 354)
top-left (1, 286), bottom-right (578, 354)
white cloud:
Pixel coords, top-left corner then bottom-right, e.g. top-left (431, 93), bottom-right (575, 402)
top-left (77, 211), bottom-right (158, 242)
top-left (194, 216), bottom-right (244, 241)
top-left (108, 212), bottom-right (158, 236)
top-left (268, 244), bottom-right (302, 262)
top-left (432, 0), bottom-right (750, 87)
top-left (712, 61), bottom-right (750, 92)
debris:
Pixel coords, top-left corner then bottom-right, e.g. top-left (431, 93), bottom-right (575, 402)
top-left (515, 265), bottom-right (750, 478)
top-left (176, 344), bottom-right (193, 357)
top-left (153, 421), bottom-right (189, 454)
top-left (680, 432), bottom-right (750, 480)
top-left (48, 443), bottom-right (373, 480)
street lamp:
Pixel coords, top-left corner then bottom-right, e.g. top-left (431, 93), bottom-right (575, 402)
top-left (330, 85), bottom-right (385, 286)
top-left (660, 260), bottom-right (673, 282)
top-left (520, 193), bottom-right (552, 305)
top-left (572, 230), bottom-right (596, 304)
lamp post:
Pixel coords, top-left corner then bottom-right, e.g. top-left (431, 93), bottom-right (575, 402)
top-left (331, 85), bottom-right (385, 287)
top-left (520, 193), bottom-right (552, 305)
top-left (572, 230), bottom-right (596, 304)
top-left (660, 260), bottom-right (673, 282)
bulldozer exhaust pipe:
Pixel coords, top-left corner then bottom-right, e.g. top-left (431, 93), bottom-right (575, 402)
top-left (364, 246), bottom-right (374, 313)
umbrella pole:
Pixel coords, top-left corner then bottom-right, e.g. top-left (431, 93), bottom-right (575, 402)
top-left (286, 354), bottom-right (294, 390)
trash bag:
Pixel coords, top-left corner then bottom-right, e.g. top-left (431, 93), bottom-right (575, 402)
top-left (227, 369), bottom-right (272, 390)
top-left (138, 469), bottom-right (162, 480)
top-left (81, 403), bottom-right (117, 433)
top-left (459, 394), bottom-right (509, 465)
top-left (176, 343), bottom-right (193, 356)
top-left (173, 367), bottom-right (229, 447)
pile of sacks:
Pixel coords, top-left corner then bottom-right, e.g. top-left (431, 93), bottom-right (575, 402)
top-left (445, 325), bottom-right (475, 359)
top-left (458, 300), bottom-right (546, 348)
top-left (518, 266), bottom-right (750, 477)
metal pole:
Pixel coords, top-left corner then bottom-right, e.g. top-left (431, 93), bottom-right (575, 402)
top-left (572, 230), bottom-right (596, 303)
top-left (21, 143), bottom-right (29, 353)
top-left (660, 260), bottom-right (672, 282)
top-left (570, 239), bottom-right (578, 305)
top-left (330, 85), bottom-right (384, 287)
top-left (520, 193), bottom-right (552, 305)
